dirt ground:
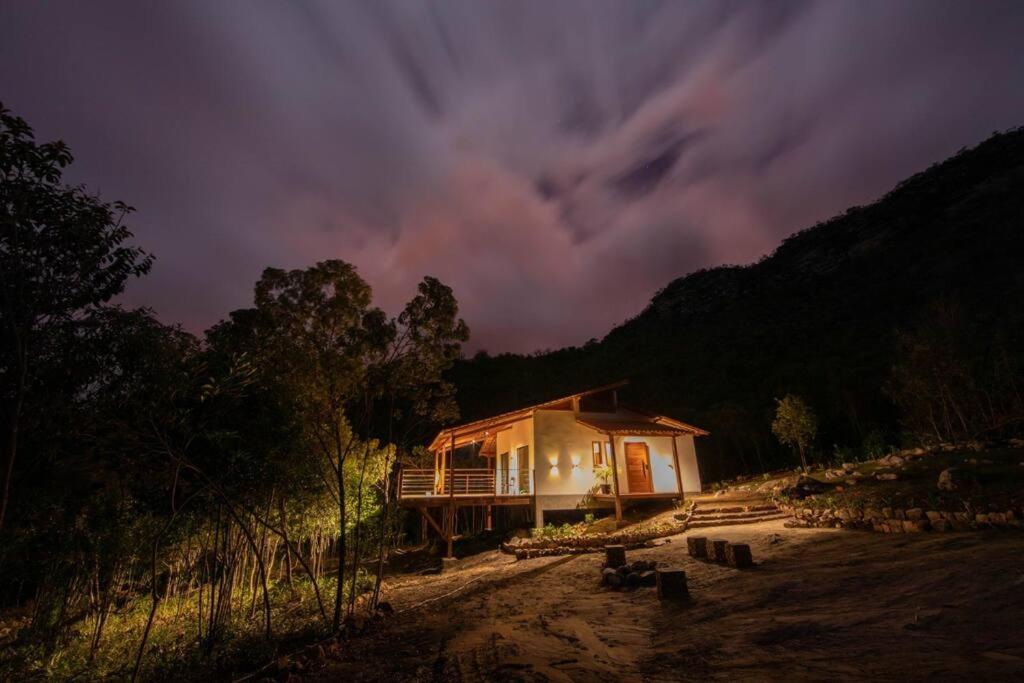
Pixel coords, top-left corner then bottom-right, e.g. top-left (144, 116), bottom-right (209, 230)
top-left (315, 520), bottom-right (1024, 682)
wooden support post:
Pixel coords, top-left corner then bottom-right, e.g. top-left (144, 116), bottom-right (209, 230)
top-left (604, 544), bottom-right (626, 568)
top-left (446, 503), bottom-right (454, 559)
top-left (671, 434), bottom-right (685, 506)
top-left (606, 433), bottom-right (623, 522)
top-left (485, 505), bottom-right (493, 531)
top-left (449, 430), bottom-right (456, 502)
top-left (656, 567), bottom-right (688, 601)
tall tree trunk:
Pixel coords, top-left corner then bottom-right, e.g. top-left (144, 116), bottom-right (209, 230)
top-left (347, 442), bottom-right (371, 617)
top-left (0, 356), bottom-right (26, 533)
top-left (278, 495), bottom-right (294, 593)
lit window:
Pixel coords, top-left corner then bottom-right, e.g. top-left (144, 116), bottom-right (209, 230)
top-left (592, 441), bottom-right (604, 466)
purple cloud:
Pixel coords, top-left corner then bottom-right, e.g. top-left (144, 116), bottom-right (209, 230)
top-left (2, 1), bottom-right (1023, 351)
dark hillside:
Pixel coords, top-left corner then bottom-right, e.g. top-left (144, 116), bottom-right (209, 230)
top-left (451, 128), bottom-right (1024, 481)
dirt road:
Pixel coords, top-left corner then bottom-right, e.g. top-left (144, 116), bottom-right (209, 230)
top-left (316, 521), bottom-right (1024, 681)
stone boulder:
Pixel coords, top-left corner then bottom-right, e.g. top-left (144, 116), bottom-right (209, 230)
top-left (937, 468), bottom-right (975, 492)
top-left (780, 476), bottom-right (833, 500)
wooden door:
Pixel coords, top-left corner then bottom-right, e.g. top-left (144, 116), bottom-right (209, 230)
top-left (624, 442), bottom-right (652, 493)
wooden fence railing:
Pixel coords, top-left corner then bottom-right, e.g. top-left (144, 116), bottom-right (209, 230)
top-left (398, 468), bottom-right (533, 498)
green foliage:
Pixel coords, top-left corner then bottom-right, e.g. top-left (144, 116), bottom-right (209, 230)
top-left (772, 395), bottom-right (817, 469)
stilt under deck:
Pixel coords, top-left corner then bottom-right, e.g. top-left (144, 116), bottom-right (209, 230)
top-left (398, 466), bottom-right (533, 558)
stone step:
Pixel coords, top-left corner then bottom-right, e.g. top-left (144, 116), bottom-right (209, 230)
top-left (690, 510), bottom-right (782, 522)
top-left (693, 504), bottom-right (777, 515)
top-left (686, 513), bottom-right (791, 529)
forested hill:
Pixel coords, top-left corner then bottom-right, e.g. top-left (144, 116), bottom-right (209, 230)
top-left (449, 127), bottom-right (1024, 482)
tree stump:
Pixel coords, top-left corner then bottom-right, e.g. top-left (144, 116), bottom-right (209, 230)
top-left (706, 539), bottom-right (728, 563)
top-left (687, 536), bottom-right (708, 558)
top-left (724, 543), bottom-right (753, 568)
top-left (656, 567), bottom-right (688, 600)
top-left (605, 545), bottom-right (626, 568)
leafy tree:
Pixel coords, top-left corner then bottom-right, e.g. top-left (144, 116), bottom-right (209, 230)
top-left (253, 260), bottom-right (385, 631)
top-left (772, 394), bottom-right (817, 470)
top-left (0, 104), bottom-right (152, 532)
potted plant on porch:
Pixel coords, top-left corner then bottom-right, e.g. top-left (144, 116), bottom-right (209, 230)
top-left (594, 464), bottom-right (613, 494)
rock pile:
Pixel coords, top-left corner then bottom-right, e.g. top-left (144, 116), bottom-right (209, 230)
top-left (780, 503), bottom-right (1023, 532)
top-left (600, 545), bottom-right (658, 590)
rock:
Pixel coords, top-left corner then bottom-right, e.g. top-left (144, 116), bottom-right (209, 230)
top-left (625, 572), bottom-right (642, 589)
top-left (687, 536), bottom-right (708, 558)
top-left (881, 455), bottom-right (906, 467)
top-left (601, 568), bottom-right (618, 585)
top-left (656, 567), bottom-right (689, 600)
top-left (906, 508), bottom-right (924, 521)
top-left (842, 462), bottom-right (857, 472)
top-left (845, 479), bottom-right (859, 486)
top-left (876, 472), bottom-right (898, 481)
top-left (937, 468), bottom-right (975, 492)
top-left (639, 570), bottom-right (657, 587)
top-left (781, 476), bottom-right (833, 500)
top-left (604, 545), bottom-right (626, 568)
top-left (881, 507), bottom-right (893, 519)
top-left (714, 490), bottom-right (726, 497)
top-left (725, 543), bottom-right (753, 569)
top-left (606, 572), bottom-right (623, 588)
top-left (932, 519), bottom-right (952, 532)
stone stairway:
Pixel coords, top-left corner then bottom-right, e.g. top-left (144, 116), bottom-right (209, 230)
top-left (678, 501), bottom-right (790, 529)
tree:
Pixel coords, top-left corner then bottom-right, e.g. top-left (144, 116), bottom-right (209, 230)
top-left (0, 104), bottom-right (153, 533)
top-left (253, 260), bottom-right (384, 631)
top-left (772, 394), bottom-right (817, 470)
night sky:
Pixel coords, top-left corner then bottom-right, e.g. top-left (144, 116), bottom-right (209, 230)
top-left (3, 1), bottom-right (1023, 352)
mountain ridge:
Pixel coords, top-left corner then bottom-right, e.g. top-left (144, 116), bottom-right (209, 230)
top-left (451, 127), bottom-right (1024, 480)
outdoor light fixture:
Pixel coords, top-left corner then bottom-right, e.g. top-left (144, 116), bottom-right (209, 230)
top-left (571, 454), bottom-right (581, 469)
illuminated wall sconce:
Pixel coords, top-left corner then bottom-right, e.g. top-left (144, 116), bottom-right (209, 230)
top-left (570, 454), bottom-right (581, 469)
top-left (549, 455), bottom-right (559, 474)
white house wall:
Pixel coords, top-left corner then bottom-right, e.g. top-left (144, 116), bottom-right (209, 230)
top-left (495, 416), bottom-right (534, 493)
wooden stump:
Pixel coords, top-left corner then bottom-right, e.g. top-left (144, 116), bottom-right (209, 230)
top-left (605, 545), bottom-right (626, 568)
top-left (706, 539), bottom-right (728, 563)
top-left (656, 567), bottom-right (688, 600)
top-left (687, 536), bottom-right (708, 558)
top-left (724, 543), bottom-right (753, 568)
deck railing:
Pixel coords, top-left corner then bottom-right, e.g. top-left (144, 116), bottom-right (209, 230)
top-left (398, 468), bottom-right (533, 498)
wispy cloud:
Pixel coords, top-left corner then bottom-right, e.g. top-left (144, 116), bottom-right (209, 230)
top-left (2, 0), bottom-right (1023, 351)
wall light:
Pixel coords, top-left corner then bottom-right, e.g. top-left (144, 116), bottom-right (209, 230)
top-left (570, 454), bottom-right (581, 469)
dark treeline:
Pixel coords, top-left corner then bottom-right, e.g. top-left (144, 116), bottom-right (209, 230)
top-left (452, 128), bottom-right (1024, 481)
top-left (0, 105), bottom-right (467, 679)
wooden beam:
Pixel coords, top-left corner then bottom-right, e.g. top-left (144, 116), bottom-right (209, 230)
top-left (418, 507), bottom-right (447, 540)
top-left (671, 435), bottom-right (685, 506)
top-left (606, 432), bottom-right (623, 522)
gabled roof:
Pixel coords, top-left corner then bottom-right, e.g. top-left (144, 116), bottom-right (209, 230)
top-left (575, 413), bottom-right (709, 437)
top-left (428, 380), bottom-right (708, 451)
top-left (428, 381), bottom-right (629, 452)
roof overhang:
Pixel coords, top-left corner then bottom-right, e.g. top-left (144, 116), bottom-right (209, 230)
top-left (428, 380), bottom-right (629, 452)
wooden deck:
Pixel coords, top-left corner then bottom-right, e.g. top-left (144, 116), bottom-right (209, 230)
top-left (592, 491), bottom-right (682, 502)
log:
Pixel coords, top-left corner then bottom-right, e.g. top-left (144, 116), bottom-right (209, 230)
top-left (687, 536), bottom-right (708, 558)
top-left (724, 543), bottom-right (753, 569)
top-left (656, 567), bottom-right (688, 600)
top-left (706, 539), bottom-right (728, 563)
top-left (605, 545), bottom-right (627, 568)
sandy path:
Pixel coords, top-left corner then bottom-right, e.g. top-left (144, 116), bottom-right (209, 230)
top-left (317, 522), bottom-right (1024, 681)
